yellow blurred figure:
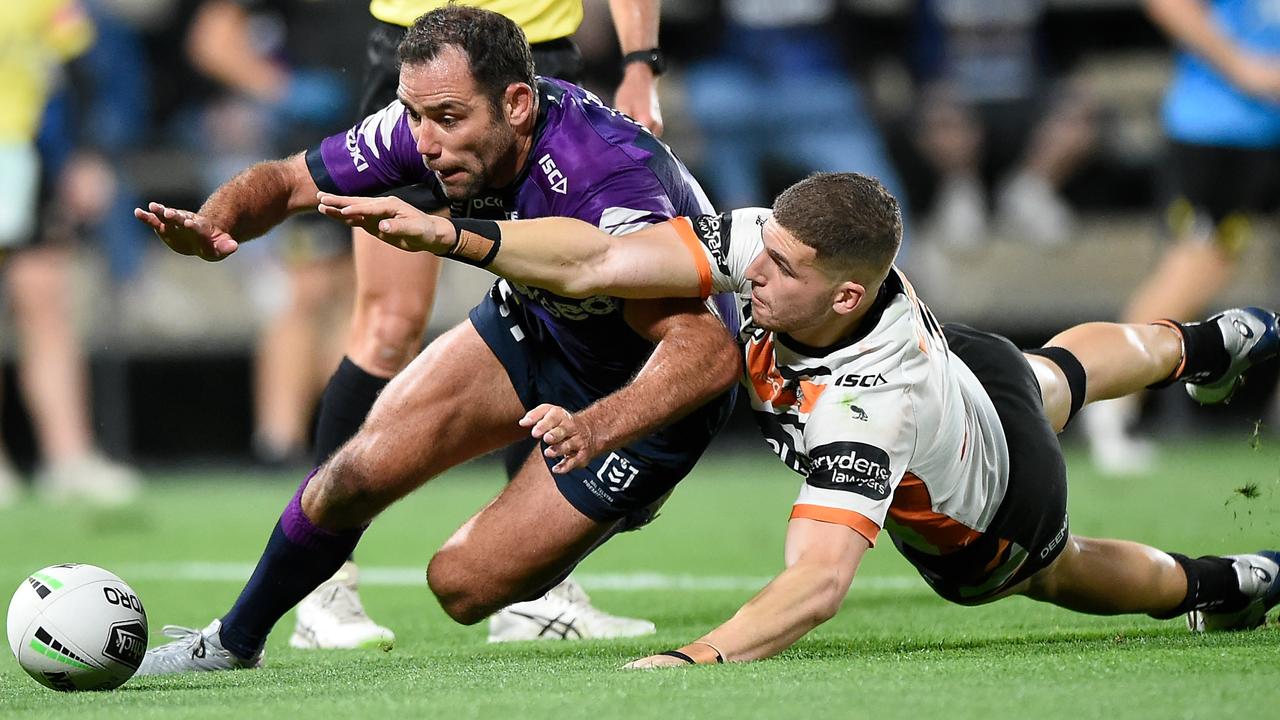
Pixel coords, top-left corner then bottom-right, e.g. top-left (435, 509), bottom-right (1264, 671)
top-left (369, 0), bottom-right (581, 43)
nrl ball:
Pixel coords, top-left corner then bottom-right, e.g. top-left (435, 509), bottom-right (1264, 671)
top-left (7, 564), bottom-right (148, 691)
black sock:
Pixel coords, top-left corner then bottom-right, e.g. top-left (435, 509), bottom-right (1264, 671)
top-left (1150, 553), bottom-right (1249, 619)
top-left (1149, 319), bottom-right (1231, 388)
top-left (312, 357), bottom-right (390, 467)
top-left (219, 473), bottom-right (365, 658)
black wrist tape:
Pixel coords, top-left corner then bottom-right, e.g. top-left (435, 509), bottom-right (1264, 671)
top-left (447, 218), bottom-right (502, 267)
top-left (659, 650), bottom-right (696, 665)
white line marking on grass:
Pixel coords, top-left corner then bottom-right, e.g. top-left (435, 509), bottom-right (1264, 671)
top-left (119, 562), bottom-right (926, 593)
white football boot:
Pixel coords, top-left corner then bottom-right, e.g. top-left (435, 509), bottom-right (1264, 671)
top-left (290, 561), bottom-right (395, 650)
top-left (1187, 552), bottom-right (1280, 632)
top-left (1184, 307), bottom-right (1280, 405)
top-left (137, 619), bottom-right (263, 675)
top-left (488, 576), bottom-right (656, 642)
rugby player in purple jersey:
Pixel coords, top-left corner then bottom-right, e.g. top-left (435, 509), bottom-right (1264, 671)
top-left (132, 6), bottom-right (739, 673)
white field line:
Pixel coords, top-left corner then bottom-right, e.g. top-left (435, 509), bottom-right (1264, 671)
top-left (118, 562), bottom-right (927, 593)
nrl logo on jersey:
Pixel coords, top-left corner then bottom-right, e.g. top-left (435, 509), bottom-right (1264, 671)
top-left (849, 404), bottom-right (869, 422)
top-left (596, 452), bottom-right (639, 492)
top-left (538, 153), bottom-right (567, 194)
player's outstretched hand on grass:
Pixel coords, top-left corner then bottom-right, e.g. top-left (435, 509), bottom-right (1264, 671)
top-left (133, 202), bottom-right (239, 261)
top-left (520, 403), bottom-right (599, 474)
top-left (622, 654), bottom-right (691, 670)
top-left (317, 193), bottom-right (453, 254)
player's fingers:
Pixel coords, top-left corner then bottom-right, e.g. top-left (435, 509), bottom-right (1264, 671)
top-left (519, 404), bottom-right (554, 428)
top-left (133, 208), bottom-right (164, 231)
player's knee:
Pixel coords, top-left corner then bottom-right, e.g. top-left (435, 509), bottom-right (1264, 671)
top-left (349, 300), bottom-right (429, 374)
top-left (426, 550), bottom-right (494, 625)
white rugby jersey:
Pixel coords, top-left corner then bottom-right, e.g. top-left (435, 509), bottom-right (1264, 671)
top-left (670, 210), bottom-right (1011, 553)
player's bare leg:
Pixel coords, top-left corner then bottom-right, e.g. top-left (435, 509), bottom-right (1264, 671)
top-left (298, 227), bottom-right (441, 649)
top-left (1082, 232), bottom-right (1235, 475)
top-left (139, 320), bottom-right (527, 673)
top-left (343, 226), bottom-right (441, 379)
top-left (1026, 322), bottom-right (1182, 433)
top-left (427, 450), bottom-right (615, 626)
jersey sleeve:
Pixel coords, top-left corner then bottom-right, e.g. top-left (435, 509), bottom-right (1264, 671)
top-left (304, 100), bottom-right (439, 199)
top-left (671, 208), bottom-right (768, 295)
top-left (790, 383), bottom-right (917, 547)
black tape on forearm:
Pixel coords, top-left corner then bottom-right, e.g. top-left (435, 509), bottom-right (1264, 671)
top-left (447, 218), bottom-right (502, 267)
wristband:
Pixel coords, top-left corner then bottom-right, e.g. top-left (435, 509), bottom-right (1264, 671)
top-left (447, 218), bottom-right (502, 267)
top-left (622, 48), bottom-right (666, 76)
top-left (659, 650), bottom-right (695, 665)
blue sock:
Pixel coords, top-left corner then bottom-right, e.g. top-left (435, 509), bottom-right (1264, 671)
top-left (219, 471), bottom-right (364, 658)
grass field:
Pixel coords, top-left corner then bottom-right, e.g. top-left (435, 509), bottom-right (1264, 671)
top-left (2, 436), bottom-right (1279, 719)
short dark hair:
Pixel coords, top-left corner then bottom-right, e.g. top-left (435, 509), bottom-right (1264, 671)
top-left (772, 172), bottom-right (903, 282)
top-left (398, 4), bottom-right (536, 112)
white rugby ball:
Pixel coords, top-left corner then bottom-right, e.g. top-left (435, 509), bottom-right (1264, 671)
top-left (7, 564), bottom-right (148, 691)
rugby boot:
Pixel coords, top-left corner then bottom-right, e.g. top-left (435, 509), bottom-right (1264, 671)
top-left (1184, 307), bottom-right (1280, 405)
top-left (488, 576), bottom-right (656, 642)
top-left (136, 619), bottom-right (262, 675)
top-left (1187, 551), bottom-right (1280, 632)
top-left (290, 561), bottom-right (395, 650)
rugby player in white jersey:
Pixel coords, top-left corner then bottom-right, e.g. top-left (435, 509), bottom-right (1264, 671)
top-left (316, 172), bottom-right (1280, 667)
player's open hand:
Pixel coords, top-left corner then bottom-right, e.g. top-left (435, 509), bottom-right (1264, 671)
top-left (519, 403), bottom-right (599, 473)
top-left (316, 193), bottom-right (453, 254)
top-left (621, 654), bottom-right (691, 670)
top-left (133, 202), bottom-right (238, 261)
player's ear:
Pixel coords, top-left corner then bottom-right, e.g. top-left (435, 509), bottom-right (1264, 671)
top-left (831, 281), bottom-right (867, 316)
top-left (504, 82), bottom-right (535, 126)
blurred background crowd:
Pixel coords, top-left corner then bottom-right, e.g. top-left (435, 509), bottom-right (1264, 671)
top-left (2, 0), bottom-right (1278, 503)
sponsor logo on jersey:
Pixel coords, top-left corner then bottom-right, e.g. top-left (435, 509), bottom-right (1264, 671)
top-left (103, 620), bottom-right (147, 669)
top-left (693, 214), bottom-right (732, 278)
top-left (538, 153), bottom-right (567, 194)
top-left (345, 129), bottom-right (368, 172)
top-left (806, 441), bottom-right (892, 500)
top-left (510, 282), bottom-right (617, 320)
top-left (834, 373), bottom-right (887, 388)
top-left (596, 452), bottom-right (639, 492)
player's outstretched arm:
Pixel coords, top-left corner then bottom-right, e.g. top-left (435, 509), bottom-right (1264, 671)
top-left (133, 152), bottom-right (319, 261)
top-left (625, 519), bottom-right (869, 668)
top-left (317, 192), bottom-right (707, 298)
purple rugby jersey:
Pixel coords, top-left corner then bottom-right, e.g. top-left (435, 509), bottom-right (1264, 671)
top-left (305, 78), bottom-right (726, 393)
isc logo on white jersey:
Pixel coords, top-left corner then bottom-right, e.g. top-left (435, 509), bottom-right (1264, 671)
top-left (538, 153), bottom-right (567, 194)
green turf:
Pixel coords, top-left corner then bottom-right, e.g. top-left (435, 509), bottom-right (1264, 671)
top-left (2, 437), bottom-right (1279, 719)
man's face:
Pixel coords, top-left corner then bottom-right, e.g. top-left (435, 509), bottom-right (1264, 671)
top-left (397, 46), bottom-right (519, 200)
top-left (744, 218), bottom-right (841, 335)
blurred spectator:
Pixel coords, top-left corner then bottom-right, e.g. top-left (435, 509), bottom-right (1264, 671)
top-left (184, 0), bottom-right (360, 467)
top-left (1082, 0), bottom-right (1280, 474)
top-left (681, 0), bottom-right (908, 223)
top-left (0, 0), bottom-right (140, 507)
top-left (909, 0), bottom-right (1099, 248)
